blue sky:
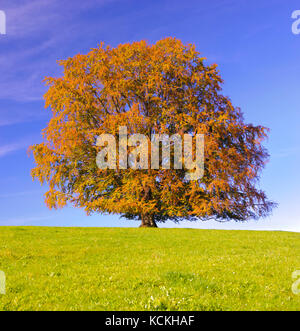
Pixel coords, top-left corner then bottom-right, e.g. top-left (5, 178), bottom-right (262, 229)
top-left (0, 0), bottom-right (299, 231)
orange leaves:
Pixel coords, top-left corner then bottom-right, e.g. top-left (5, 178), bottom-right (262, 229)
top-left (29, 37), bottom-right (275, 224)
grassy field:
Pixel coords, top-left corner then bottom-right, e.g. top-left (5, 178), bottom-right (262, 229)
top-left (0, 226), bottom-right (299, 311)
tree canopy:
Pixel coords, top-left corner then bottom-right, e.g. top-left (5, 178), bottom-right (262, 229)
top-left (30, 38), bottom-right (275, 227)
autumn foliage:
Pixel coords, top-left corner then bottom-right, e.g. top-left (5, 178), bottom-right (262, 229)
top-left (30, 38), bottom-right (275, 227)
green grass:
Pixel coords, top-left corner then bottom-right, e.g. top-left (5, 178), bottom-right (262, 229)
top-left (0, 227), bottom-right (299, 311)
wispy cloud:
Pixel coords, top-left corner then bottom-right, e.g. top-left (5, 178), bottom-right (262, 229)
top-left (0, 135), bottom-right (38, 157)
top-left (0, 142), bottom-right (26, 157)
top-left (0, 115), bottom-right (44, 128)
top-left (0, 0), bottom-right (115, 102)
top-left (5, 0), bottom-right (113, 37)
top-left (0, 190), bottom-right (43, 198)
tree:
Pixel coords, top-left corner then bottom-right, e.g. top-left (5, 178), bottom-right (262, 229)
top-left (30, 38), bottom-right (276, 227)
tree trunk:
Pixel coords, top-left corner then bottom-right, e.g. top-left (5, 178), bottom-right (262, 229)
top-left (140, 214), bottom-right (157, 228)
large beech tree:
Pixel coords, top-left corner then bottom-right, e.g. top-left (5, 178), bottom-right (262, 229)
top-left (30, 38), bottom-right (275, 227)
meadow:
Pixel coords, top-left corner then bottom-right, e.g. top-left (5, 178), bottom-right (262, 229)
top-left (0, 226), bottom-right (299, 311)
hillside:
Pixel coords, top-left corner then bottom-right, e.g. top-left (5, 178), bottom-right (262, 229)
top-left (0, 227), bottom-right (299, 310)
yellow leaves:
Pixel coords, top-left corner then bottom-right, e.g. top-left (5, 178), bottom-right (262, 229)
top-left (29, 37), bottom-right (274, 223)
top-left (45, 189), bottom-right (67, 209)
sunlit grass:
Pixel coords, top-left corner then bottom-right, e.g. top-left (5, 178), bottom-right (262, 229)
top-left (0, 227), bottom-right (299, 310)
